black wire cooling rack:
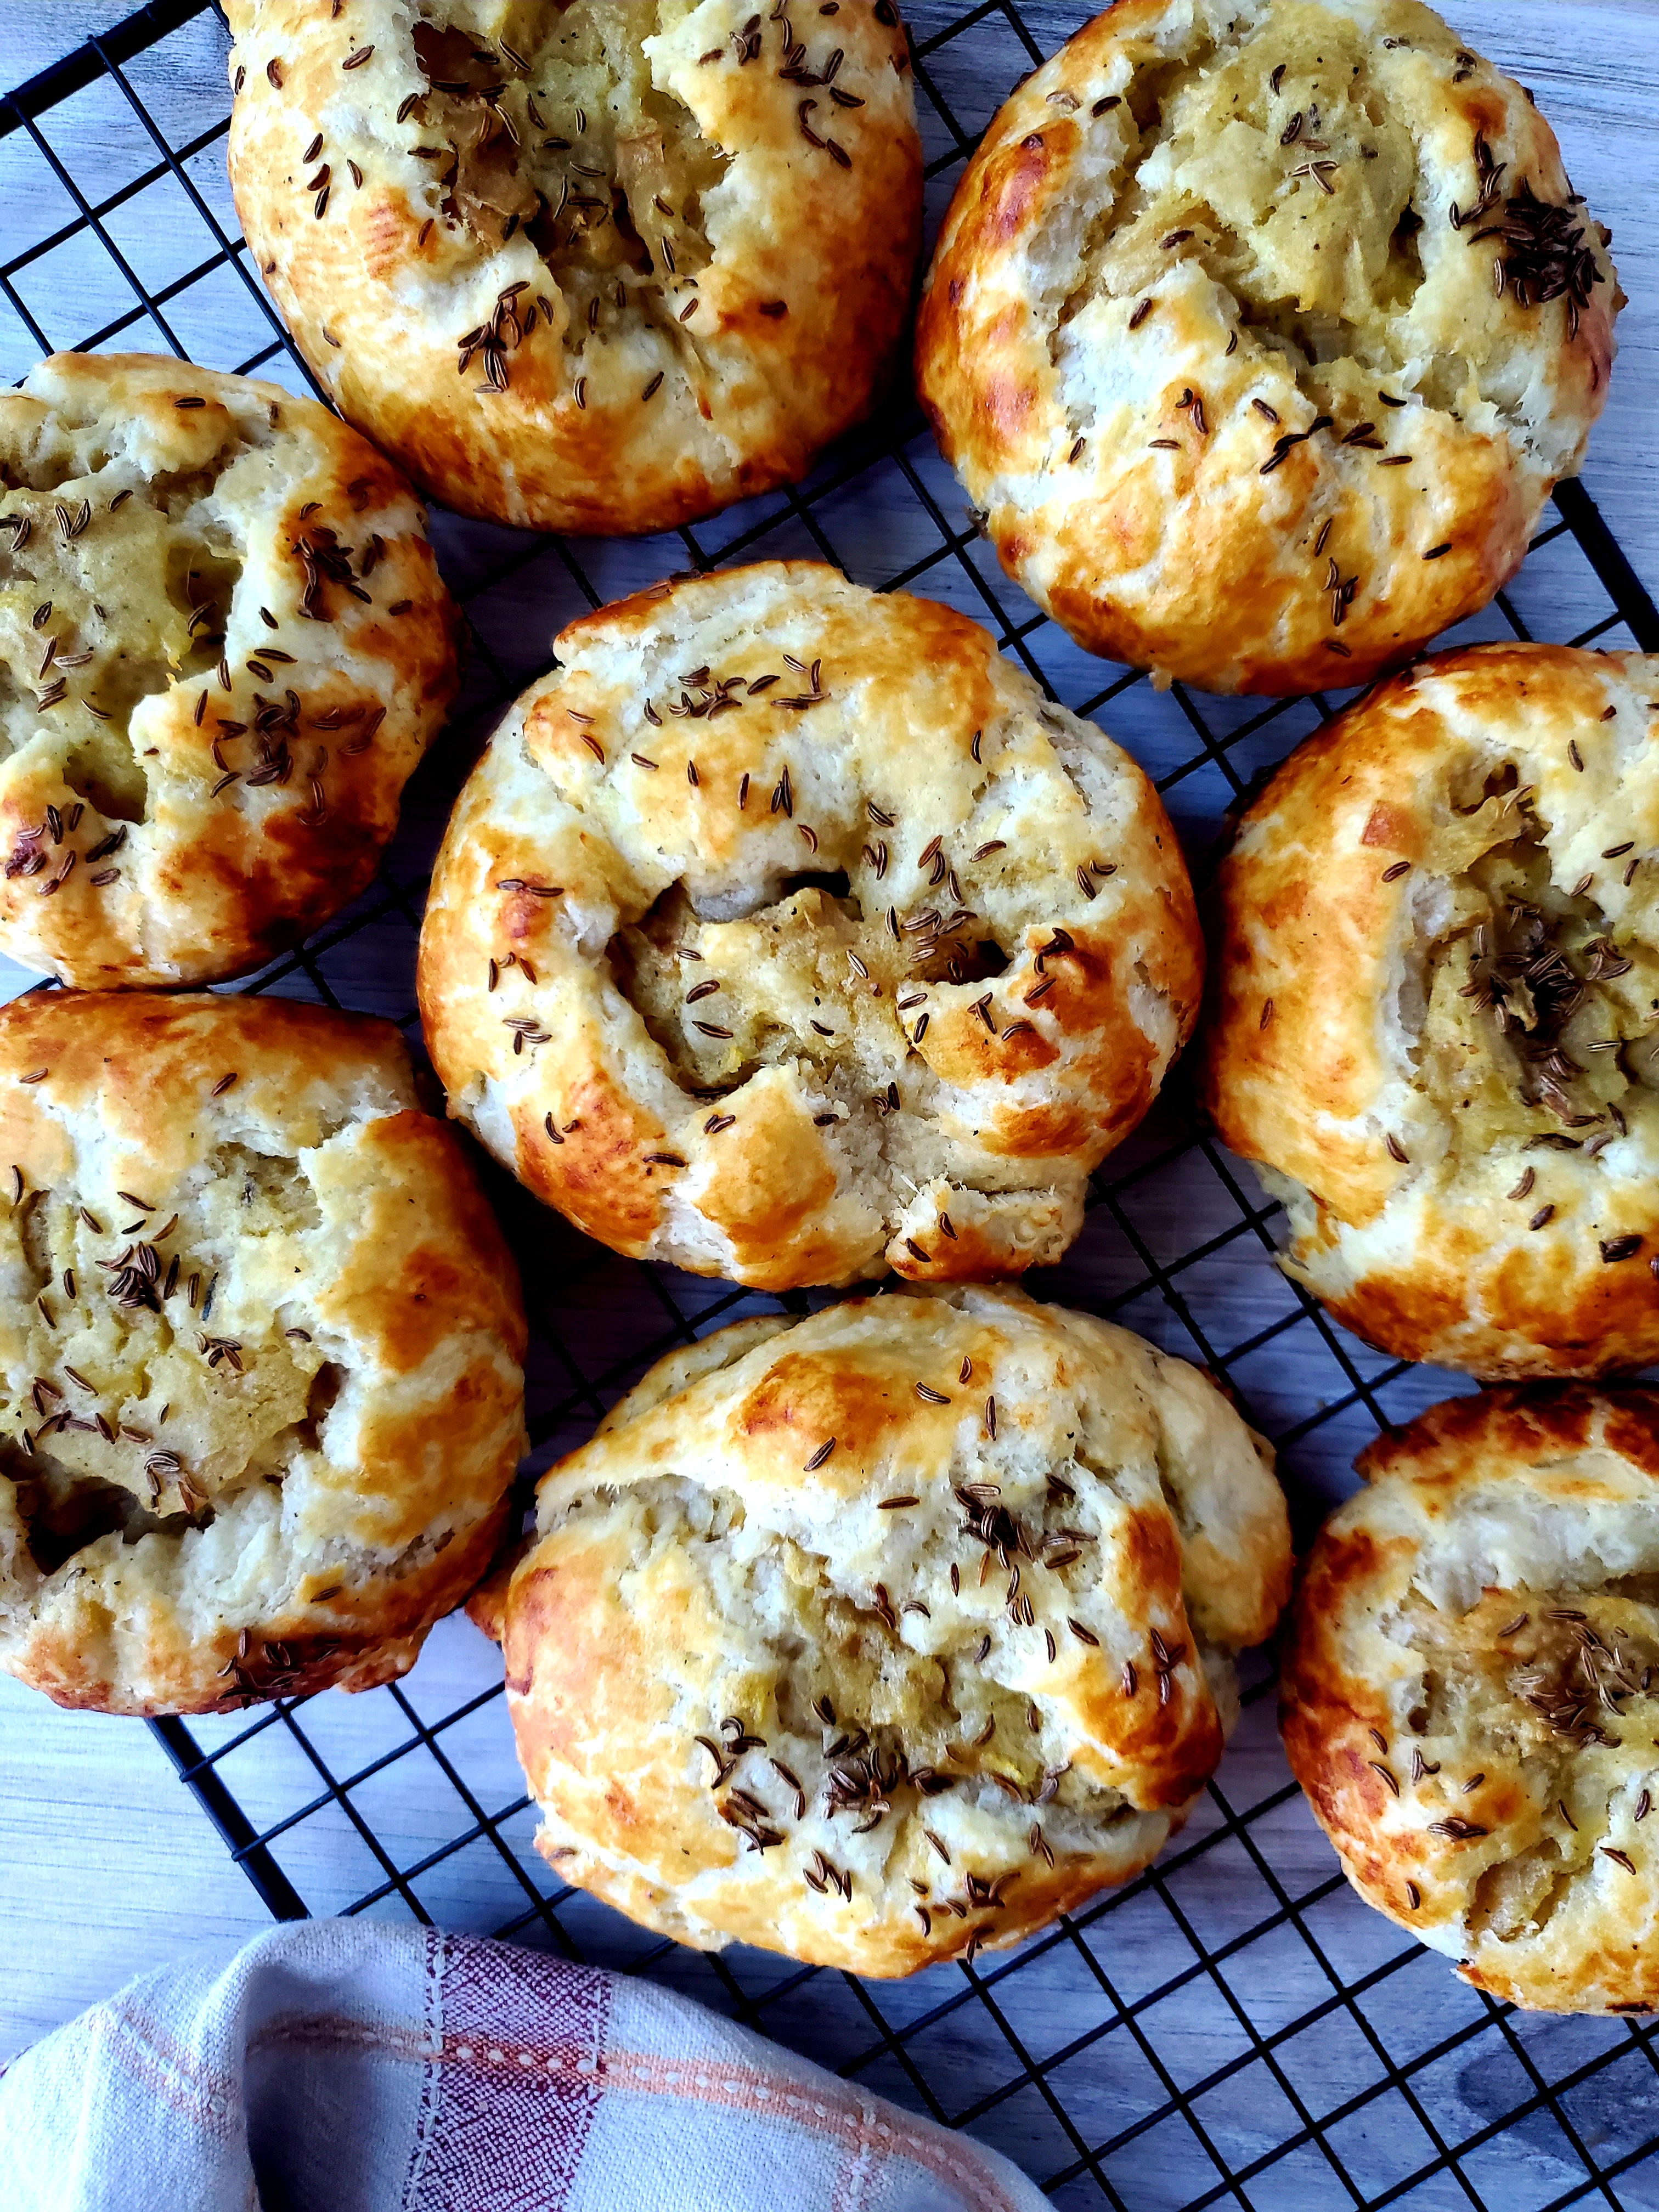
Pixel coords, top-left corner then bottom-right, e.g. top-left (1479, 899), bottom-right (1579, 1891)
top-left (7, 3), bottom-right (1659, 2204)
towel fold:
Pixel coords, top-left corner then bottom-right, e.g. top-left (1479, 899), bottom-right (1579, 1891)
top-left (0, 1917), bottom-right (1044, 2211)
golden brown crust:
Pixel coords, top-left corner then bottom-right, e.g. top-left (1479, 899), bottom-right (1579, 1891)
top-left (916, 0), bottom-right (1618, 694)
top-left (418, 561), bottom-right (1202, 1290)
top-left (484, 1283), bottom-right (1290, 1974)
top-left (0, 992), bottom-right (527, 1716)
top-left (0, 353), bottom-right (459, 988)
top-left (1282, 1386), bottom-right (1659, 2012)
top-left (225, 0), bottom-right (921, 535)
top-left (1205, 643), bottom-right (1659, 1378)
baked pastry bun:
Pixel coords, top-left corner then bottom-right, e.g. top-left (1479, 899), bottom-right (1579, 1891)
top-left (1282, 1386), bottom-right (1659, 2014)
top-left (224, 0), bottom-right (922, 535)
top-left (471, 1283), bottom-right (1291, 1974)
top-left (1206, 645), bottom-right (1659, 1380)
top-left (0, 353), bottom-right (459, 990)
top-left (0, 990), bottom-right (527, 1716)
top-left (916, 0), bottom-right (1619, 695)
top-left (417, 562), bottom-right (1203, 1290)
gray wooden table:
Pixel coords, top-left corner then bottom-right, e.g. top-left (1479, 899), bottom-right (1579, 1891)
top-left (3, 0), bottom-right (1658, 2150)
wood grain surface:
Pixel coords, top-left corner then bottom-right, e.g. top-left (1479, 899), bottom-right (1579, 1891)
top-left (2, 0), bottom-right (1657, 2073)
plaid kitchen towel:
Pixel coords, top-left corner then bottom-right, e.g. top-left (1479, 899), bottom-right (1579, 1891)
top-left (0, 1917), bottom-right (1045, 2211)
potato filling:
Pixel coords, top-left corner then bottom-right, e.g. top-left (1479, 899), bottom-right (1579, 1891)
top-left (407, 1), bottom-right (732, 371)
top-left (1410, 786), bottom-right (1659, 1161)
top-left (1391, 1586), bottom-right (1659, 1942)
top-left (1053, 2), bottom-right (1605, 424)
top-left (0, 1146), bottom-right (334, 1573)
top-left (0, 417), bottom-right (262, 815)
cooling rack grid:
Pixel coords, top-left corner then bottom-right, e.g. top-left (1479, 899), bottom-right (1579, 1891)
top-left (5, 3), bottom-right (1659, 2203)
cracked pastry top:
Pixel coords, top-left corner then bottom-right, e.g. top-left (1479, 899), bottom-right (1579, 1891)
top-left (1205, 645), bottom-right (1659, 1379)
top-left (469, 1283), bottom-right (1290, 1974)
top-left (416, 561), bottom-right (1204, 1291)
top-left (915, 0), bottom-right (1620, 695)
top-left (224, 0), bottom-right (922, 535)
top-left (1282, 1387), bottom-right (1659, 2013)
top-left (0, 353), bottom-right (460, 990)
top-left (0, 991), bottom-right (527, 1716)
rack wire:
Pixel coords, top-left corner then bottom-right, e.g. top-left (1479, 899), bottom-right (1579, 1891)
top-left (5, 3), bottom-right (1659, 2204)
